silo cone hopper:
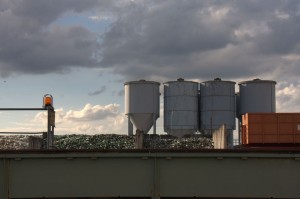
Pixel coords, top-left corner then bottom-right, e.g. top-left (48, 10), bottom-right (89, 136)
top-left (129, 113), bottom-right (159, 134)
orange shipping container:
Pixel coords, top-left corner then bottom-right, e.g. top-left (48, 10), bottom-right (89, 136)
top-left (242, 113), bottom-right (300, 144)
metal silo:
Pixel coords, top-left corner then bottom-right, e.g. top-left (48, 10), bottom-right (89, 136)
top-left (125, 80), bottom-right (160, 134)
top-left (164, 78), bottom-right (199, 137)
top-left (238, 79), bottom-right (276, 117)
top-left (200, 78), bottom-right (236, 134)
top-left (235, 92), bottom-right (240, 117)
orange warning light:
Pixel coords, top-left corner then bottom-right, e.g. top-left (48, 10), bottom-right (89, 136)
top-left (43, 94), bottom-right (53, 108)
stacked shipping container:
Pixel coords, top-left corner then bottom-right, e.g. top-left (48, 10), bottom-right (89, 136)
top-left (242, 113), bottom-right (300, 144)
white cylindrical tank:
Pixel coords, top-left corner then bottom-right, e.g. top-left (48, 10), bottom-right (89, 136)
top-left (125, 80), bottom-right (160, 134)
top-left (200, 78), bottom-right (236, 134)
top-left (238, 79), bottom-right (276, 117)
top-left (164, 78), bottom-right (199, 137)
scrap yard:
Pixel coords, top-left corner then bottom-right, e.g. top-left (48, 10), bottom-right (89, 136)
top-left (1, 78), bottom-right (300, 199)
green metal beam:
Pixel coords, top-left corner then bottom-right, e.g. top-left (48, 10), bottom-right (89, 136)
top-left (1, 151), bottom-right (300, 199)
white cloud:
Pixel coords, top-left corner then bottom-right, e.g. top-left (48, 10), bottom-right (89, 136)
top-left (207, 6), bottom-right (231, 22)
top-left (64, 103), bottom-right (119, 121)
top-left (88, 15), bottom-right (110, 21)
top-left (276, 82), bottom-right (300, 112)
top-left (31, 103), bottom-right (127, 134)
top-left (275, 9), bottom-right (290, 20)
top-left (281, 54), bottom-right (300, 61)
top-left (234, 22), bottom-right (270, 39)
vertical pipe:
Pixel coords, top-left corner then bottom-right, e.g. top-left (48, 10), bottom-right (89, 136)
top-left (153, 83), bottom-right (157, 135)
top-left (42, 132), bottom-right (47, 149)
top-left (153, 113), bottom-right (156, 135)
top-left (128, 116), bottom-right (133, 136)
top-left (198, 90), bottom-right (201, 132)
top-left (238, 120), bottom-right (242, 145)
top-left (47, 107), bottom-right (55, 149)
top-left (210, 117), bottom-right (213, 135)
top-left (51, 124), bottom-right (55, 148)
top-left (227, 129), bottom-right (233, 149)
top-left (47, 107), bottom-right (51, 149)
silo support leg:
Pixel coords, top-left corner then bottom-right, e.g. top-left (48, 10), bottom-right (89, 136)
top-left (128, 117), bottom-right (133, 136)
top-left (135, 130), bottom-right (144, 149)
top-left (152, 113), bottom-right (157, 135)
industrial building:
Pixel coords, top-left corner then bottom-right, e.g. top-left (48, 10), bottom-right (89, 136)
top-left (124, 78), bottom-right (282, 147)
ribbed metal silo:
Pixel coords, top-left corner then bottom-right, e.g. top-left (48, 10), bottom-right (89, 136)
top-left (125, 80), bottom-right (160, 134)
top-left (238, 79), bottom-right (276, 117)
top-left (164, 78), bottom-right (199, 137)
top-left (200, 78), bottom-right (236, 134)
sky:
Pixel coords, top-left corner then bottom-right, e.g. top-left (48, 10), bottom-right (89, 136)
top-left (0, 0), bottom-right (300, 135)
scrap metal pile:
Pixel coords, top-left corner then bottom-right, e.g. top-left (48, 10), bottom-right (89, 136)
top-left (0, 134), bottom-right (213, 150)
top-left (55, 134), bottom-right (135, 150)
top-left (0, 135), bottom-right (29, 150)
top-left (143, 135), bottom-right (213, 149)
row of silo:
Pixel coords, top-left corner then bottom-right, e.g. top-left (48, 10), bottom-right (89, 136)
top-left (124, 78), bottom-right (276, 143)
top-left (164, 78), bottom-right (199, 137)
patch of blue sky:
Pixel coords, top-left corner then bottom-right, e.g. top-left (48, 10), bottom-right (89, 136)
top-left (53, 11), bottom-right (112, 34)
top-left (0, 68), bottom-right (125, 131)
top-left (0, 111), bottom-right (46, 133)
top-left (0, 68), bottom-right (124, 110)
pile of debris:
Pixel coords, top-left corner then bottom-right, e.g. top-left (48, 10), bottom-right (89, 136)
top-left (55, 134), bottom-right (135, 150)
top-left (0, 135), bottom-right (30, 150)
top-left (0, 134), bottom-right (213, 150)
top-left (143, 135), bottom-right (213, 149)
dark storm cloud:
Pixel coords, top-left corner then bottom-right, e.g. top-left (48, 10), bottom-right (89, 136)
top-left (0, 0), bottom-right (113, 77)
top-left (11, 1), bottom-right (97, 24)
top-left (1, 25), bottom-right (98, 75)
top-left (100, 1), bottom-right (236, 78)
top-left (88, 86), bottom-right (107, 96)
top-left (1, 0), bottom-right (300, 83)
top-left (98, 0), bottom-right (300, 81)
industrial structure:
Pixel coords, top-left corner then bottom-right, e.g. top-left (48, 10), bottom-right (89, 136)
top-left (0, 94), bottom-right (55, 149)
top-left (237, 79), bottom-right (277, 143)
top-left (200, 78), bottom-right (236, 147)
top-left (237, 79), bottom-right (276, 117)
top-left (125, 80), bottom-right (160, 135)
top-left (125, 78), bottom-right (278, 147)
top-left (164, 78), bottom-right (198, 137)
top-left (2, 78), bottom-right (300, 199)
top-left (199, 78), bottom-right (236, 132)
